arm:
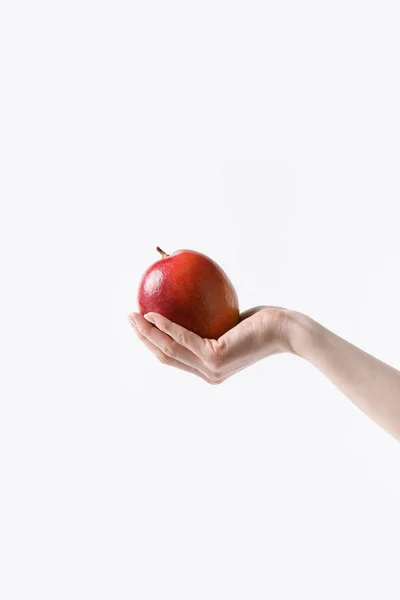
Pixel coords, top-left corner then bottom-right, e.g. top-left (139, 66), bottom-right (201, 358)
top-left (287, 311), bottom-right (400, 441)
top-left (129, 306), bottom-right (400, 441)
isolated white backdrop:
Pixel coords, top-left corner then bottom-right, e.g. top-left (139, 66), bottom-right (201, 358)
top-left (1, 1), bottom-right (400, 599)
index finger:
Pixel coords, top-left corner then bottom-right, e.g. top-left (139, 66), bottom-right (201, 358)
top-left (143, 312), bottom-right (210, 360)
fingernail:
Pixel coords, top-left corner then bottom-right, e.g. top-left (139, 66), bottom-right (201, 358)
top-left (128, 315), bottom-right (137, 328)
top-left (144, 313), bottom-right (155, 325)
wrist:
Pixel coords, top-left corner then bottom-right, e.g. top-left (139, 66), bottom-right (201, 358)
top-left (283, 310), bottom-right (322, 359)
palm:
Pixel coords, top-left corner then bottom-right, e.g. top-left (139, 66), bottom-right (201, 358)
top-left (214, 306), bottom-right (287, 376)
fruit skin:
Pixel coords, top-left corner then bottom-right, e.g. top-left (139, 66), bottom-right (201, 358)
top-left (137, 248), bottom-right (240, 339)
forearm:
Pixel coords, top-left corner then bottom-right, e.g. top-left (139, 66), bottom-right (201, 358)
top-left (286, 311), bottom-right (400, 441)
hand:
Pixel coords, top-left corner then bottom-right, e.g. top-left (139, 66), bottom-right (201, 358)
top-left (128, 305), bottom-right (292, 385)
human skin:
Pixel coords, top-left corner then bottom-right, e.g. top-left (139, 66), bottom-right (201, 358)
top-left (128, 306), bottom-right (400, 442)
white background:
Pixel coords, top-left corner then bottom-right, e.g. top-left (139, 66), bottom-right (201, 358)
top-left (1, 1), bottom-right (400, 598)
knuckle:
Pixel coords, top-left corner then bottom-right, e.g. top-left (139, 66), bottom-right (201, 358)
top-left (207, 370), bottom-right (223, 384)
top-left (216, 337), bottom-right (227, 354)
top-left (162, 322), bottom-right (170, 335)
top-left (176, 331), bottom-right (187, 346)
top-left (214, 368), bottom-right (223, 379)
top-left (157, 351), bottom-right (171, 365)
top-left (204, 340), bottom-right (225, 370)
top-left (207, 352), bottom-right (223, 372)
top-left (207, 375), bottom-right (223, 385)
top-left (162, 343), bottom-right (176, 359)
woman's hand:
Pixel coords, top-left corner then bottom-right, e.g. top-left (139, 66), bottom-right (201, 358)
top-left (129, 305), bottom-right (400, 439)
top-left (128, 306), bottom-right (292, 385)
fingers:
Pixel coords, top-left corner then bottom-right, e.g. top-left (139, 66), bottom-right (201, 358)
top-left (129, 314), bottom-right (249, 384)
top-left (143, 312), bottom-right (208, 359)
top-left (142, 312), bottom-right (225, 371)
top-left (130, 323), bottom-right (212, 383)
top-left (129, 313), bottom-right (215, 379)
